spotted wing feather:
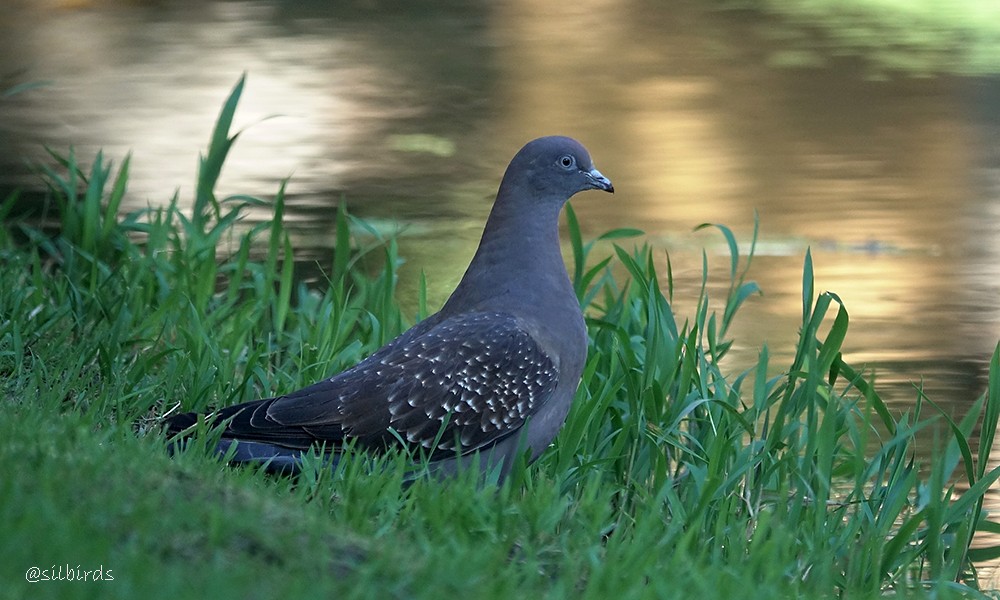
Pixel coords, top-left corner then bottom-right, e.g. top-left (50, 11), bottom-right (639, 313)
top-left (224, 311), bottom-right (559, 459)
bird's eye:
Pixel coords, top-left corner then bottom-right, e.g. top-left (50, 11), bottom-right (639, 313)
top-left (558, 155), bottom-right (576, 169)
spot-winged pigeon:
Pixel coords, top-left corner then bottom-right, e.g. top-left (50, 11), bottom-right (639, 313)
top-left (166, 136), bottom-right (614, 480)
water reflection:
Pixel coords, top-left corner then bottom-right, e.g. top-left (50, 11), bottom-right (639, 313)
top-left (3, 0), bottom-right (999, 404)
top-left (3, 0), bottom-right (1000, 567)
top-left (2, 0), bottom-right (998, 405)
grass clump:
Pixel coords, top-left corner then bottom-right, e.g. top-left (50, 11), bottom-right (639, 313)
top-left (2, 76), bottom-right (1000, 599)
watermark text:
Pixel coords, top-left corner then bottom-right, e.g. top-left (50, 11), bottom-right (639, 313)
top-left (25, 564), bottom-right (113, 583)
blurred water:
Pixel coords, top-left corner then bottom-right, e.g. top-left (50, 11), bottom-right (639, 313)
top-left (4, 0), bottom-right (1000, 469)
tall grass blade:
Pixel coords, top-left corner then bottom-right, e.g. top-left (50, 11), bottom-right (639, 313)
top-left (194, 74), bottom-right (246, 231)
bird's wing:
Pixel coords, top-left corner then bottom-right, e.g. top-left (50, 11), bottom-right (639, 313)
top-left (225, 311), bottom-right (560, 459)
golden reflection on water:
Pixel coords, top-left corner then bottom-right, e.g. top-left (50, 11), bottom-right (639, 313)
top-left (485, 0), bottom-right (1000, 399)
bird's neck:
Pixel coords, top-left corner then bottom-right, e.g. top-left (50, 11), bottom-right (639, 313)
top-left (442, 185), bottom-right (575, 316)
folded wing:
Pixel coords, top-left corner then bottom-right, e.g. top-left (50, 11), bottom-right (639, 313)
top-left (210, 311), bottom-right (559, 460)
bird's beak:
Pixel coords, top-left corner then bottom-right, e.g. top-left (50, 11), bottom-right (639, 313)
top-left (586, 168), bottom-right (614, 193)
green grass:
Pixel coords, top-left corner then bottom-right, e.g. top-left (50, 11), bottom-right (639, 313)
top-left (3, 76), bottom-right (1000, 599)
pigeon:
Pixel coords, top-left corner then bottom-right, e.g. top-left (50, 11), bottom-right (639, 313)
top-left (166, 136), bottom-right (614, 480)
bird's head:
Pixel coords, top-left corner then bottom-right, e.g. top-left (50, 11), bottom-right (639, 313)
top-left (504, 136), bottom-right (614, 200)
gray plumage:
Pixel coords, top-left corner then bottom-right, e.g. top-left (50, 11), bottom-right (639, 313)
top-left (166, 136), bottom-right (614, 479)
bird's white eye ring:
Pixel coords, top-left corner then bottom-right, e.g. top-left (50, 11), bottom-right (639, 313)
top-left (558, 155), bottom-right (575, 169)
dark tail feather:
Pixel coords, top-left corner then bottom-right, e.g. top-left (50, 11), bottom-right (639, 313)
top-left (164, 410), bottom-right (338, 476)
top-left (216, 438), bottom-right (338, 475)
top-left (164, 412), bottom-right (200, 437)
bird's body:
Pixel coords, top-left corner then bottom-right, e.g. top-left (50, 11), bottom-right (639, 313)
top-left (166, 136), bottom-right (613, 479)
